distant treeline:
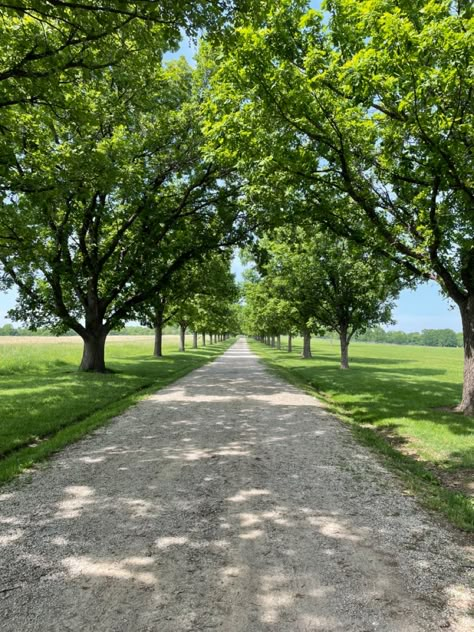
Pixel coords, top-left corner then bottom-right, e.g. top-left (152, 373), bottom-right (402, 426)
top-left (353, 327), bottom-right (462, 348)
top-left (0, 324), bottom-right (180, 337)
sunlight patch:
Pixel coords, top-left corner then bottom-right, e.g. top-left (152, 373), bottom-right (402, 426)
top-left (227, 489), bottom-right (271, 503)
top-left (155, 536), bottom-right (189, 549)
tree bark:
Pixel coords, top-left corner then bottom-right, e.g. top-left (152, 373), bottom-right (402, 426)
top-left (153, 308), bottom-right (164, 357)
top-left (302, 329), bottom-right (312, 359)
top-left (456, 297), bottom-right (474, 414)
top-left (288, 333), bottom-right (292, 353)
top-left (192, 331), bottom-right (198, 349)
top-left (209, 333), bottom-right (213, 344)
top-left (276, 334), bottom-right (281, 350)
top-left (271, 335), bottom-right (275, 348)
top-left (154, 324), bottom-right (163, 357)
top-left (79, 330), bottom-right (108, 372)
top-left (202, 332), bottom-right (206, 346)
top-left (339, 327), bottom-right (350, 369)
top-left (179, 324), bottom-right (186, 352)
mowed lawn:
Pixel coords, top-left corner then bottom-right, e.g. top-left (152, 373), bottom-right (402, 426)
top-left (0, 335), bottom-right (232, 481)
top-left (251, 338), bottom-right (473, 529)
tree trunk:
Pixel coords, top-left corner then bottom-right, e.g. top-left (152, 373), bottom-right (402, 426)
top-left (154, 309), bottom-right (164, 357)
top-left (456, 298), bottom-right (474, 414)
top-left (271, 335), bottom-right (275, 348)
top-left (154, 324), bottom-right (163, 357)
top-left (339, 327), bottom-right (349, 369)
top-left (288, 333), bottom-right (292, 353)
top-left (192, 331), bottom-right (198, 349)
top-left (302, 329), bottom-right (312, 359)
top-left (179, 324), bottom-right (186, 352)
top-left (79, 330), bottom-right (107, 372)
top-left (202, 332), bottom-right (206, 346)
top-left (276, 334), bottom-right (281, 350)
top-left (209, 333), bottom-right (213, 344)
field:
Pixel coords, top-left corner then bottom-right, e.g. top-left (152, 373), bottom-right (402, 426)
top-left (0, 335), bottom-right (232, 483)
top-left (250, 338), bottom-right (474, 530)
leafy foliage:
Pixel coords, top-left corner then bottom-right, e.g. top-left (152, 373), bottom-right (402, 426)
top-left (206, 0), bottom-right (474, 405)
top-left (244, 226), bottom-right (401, 366)
top-left (0, 54), bottom-right (244, 369)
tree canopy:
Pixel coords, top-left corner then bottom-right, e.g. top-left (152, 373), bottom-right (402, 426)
top-left (205, 0), bottom-right (474, 411)
top-left (244, 226), bottom-right (401, 366)
top-left (0, 55), bottom-right (244, 370)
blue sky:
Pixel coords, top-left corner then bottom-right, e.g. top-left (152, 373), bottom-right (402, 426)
top-left (0, 1), bottom-right (463, 334)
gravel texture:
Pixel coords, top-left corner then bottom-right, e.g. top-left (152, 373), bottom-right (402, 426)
top-left (0, 338), bottom-right (472, 631)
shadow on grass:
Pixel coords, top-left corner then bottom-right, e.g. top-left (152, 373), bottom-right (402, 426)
top-left (0, 343), bottom-right (233, 458)
top-left (307, 365), bottom-right (469, 436)
top-left (253, 344), bottom-right (472, 473)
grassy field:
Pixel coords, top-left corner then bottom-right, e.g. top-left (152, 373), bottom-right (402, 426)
top-left (250, 338), bottom-right (474, 531)
top-left (0, 335), bottom-right (233, 483)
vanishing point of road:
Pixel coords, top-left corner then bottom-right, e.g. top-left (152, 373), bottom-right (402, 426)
top-left (0, 339), bottom-right (472, 631)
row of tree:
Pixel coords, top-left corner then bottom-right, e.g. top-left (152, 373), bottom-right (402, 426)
top-left (242, 226), bottom-right (402, 368)
top-left (205, 0), bottom-right (474, 413)
top-left (0, 2), bottom-right (249, 371)
top-left (354, 328), bottom-right (463, 348)
top-left (0, 1), bottom-right (473, 413)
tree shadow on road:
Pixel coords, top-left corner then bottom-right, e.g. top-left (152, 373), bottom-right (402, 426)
top-left (0, 360), bottom-right (470, 630)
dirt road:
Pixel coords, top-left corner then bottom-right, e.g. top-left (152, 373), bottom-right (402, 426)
top-left (0, 339), bottom-right (472, 631)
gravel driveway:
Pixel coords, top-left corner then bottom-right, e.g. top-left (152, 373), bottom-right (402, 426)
top-left (0, 338), bottom-right (472, 631)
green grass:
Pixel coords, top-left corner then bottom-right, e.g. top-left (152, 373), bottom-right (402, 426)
top-left (250, 338), bottom-right (474, 532)
top-left (0, 335), bottom-right (233, 484)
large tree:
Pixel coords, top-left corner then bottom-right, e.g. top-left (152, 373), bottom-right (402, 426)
top-left (0, 57), bottom-right (244, 371)
top-left (206, 0), bottom-right (474, 412)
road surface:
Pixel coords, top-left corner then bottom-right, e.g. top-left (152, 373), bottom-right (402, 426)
top-left (0, 339), bottom-right (472, 631)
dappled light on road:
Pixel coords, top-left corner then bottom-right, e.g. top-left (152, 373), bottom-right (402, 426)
top-left (62, 555), bottom-right (158, 585)
top-left (0, 340), bottom-right (471, 631)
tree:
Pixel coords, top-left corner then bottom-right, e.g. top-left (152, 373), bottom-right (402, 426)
top-left (421, 329), bottom-right (458, 348)
top-left (245, 257), bottom-right (321, 359)
top-left (192, 266), bottom-right (240, 345)
top-left (0, 58), bottom-right (244, 371)
top-left (135, 251), bottom-right (238, 355)
top-left (242, 268), bottom-right (297, 350)
top-left (171, 253), bottom-right (238, 352)
top-left (206, 0), bottom-right (474, 411)
top-left (136, 289), bottom-right (179, 358)
top-left (250, 227), bottom-right (400, 367)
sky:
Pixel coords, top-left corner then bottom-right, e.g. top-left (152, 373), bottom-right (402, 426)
top-left (0, 0), bottom-right (463, 334)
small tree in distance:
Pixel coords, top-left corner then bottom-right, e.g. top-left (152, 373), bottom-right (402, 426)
top-left (246, 227), bottom-right (402, 369)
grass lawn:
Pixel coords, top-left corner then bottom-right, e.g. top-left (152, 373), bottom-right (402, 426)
top-left (250, 338), bottom-right (474, 531)
top-left (0, 335), bottom-right (233, 483)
